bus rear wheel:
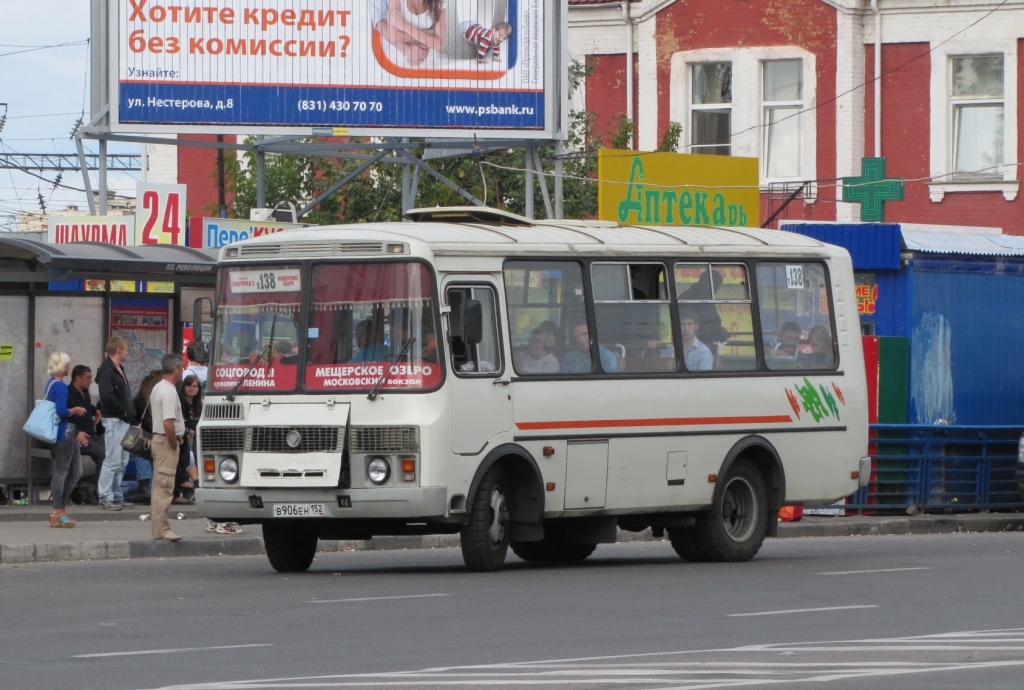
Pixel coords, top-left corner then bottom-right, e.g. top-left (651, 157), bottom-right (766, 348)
top-left (263, 522), bottom-right (318, 573)
top-left (460, 466), bottom-right (510, 572)
top-left (693, 459), bottom-right (768, 562)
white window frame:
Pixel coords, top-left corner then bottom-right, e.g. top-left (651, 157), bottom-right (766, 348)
top-left (689, 62), bottom-right (733, 156)
top-left (928, 40), bottom-right (1018, 202)
top-left (670, 47), bottom-right (816, 191)
top-left (761, 59), bottom-right (805, 183)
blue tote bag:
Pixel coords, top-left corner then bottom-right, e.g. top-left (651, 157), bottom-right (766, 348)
top-left (22, 379), bottom-right (60, 444)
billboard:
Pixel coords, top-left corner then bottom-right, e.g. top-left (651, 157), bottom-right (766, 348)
top-left (48, 215), bottom-right (136, 246)
top-left (598, 150), bottom-right (760, 228)
top-left (109, 0), bottom-right (562, 137)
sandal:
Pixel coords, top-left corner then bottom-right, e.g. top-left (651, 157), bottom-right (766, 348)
top-left (50, 513), bottom-right (76, 528)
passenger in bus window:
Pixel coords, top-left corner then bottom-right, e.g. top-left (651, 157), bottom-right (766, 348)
top-left (799, 324), bottom-right (834, 369)
top-left (351, 319), bottom-right (387, 363)
top-left (515, 322), bottom-right (560, 374)
top-left (776, 321), bottom-right (803, 358)
top-left (562, 321), bottom-right (618, 373)
top-left (678, 308), bottom-right (713, 371)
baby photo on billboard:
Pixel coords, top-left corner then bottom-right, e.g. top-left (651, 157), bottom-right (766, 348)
top-left (370, 0), bottom-right (516, 79)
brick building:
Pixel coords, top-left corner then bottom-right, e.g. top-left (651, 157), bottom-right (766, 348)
top-left (568, 0), bottom-right (1023, 231)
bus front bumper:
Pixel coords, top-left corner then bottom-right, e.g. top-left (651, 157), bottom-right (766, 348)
top-left (195, 486), bottom-right (449, 523)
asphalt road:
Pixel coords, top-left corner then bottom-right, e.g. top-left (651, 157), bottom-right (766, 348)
top-left (3, 532), bottom-right (1024, 690)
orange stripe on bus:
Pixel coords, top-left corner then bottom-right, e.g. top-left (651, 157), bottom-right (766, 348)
top-left (515, 415), bottom-right (794, 431)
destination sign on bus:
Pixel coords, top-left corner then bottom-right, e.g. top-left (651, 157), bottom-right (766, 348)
top-left (229, 269), bottom-right (301, 293)
top-left (306, 363), bottom-right (440, 390)
top-left (210, 365), bottom-right (297, 391)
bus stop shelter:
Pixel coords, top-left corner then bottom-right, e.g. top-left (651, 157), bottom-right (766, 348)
top-left (0, 236), bottom-right (218, 502)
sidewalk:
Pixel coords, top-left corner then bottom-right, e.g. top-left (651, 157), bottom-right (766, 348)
top-left (1, 503), bottom-right (1022, 565)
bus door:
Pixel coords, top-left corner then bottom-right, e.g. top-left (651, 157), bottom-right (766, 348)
top-left (443, 281), bottom-right (512, 454)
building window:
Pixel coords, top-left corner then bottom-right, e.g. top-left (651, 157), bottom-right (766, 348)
top-left (951, 55), bottom-right (1004, 176)
top-left (691, 62), bottom-right (732, 156)
top-left (762, 59), bottom-right (803, 180)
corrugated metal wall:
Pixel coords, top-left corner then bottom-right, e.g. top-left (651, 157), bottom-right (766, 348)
top-left (910, 258), bottom-right (1024, 425)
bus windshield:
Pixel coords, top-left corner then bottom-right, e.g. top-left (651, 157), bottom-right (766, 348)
top-left (305, 262), bottom-right (441, 392)
top-left (209, 266), bottom-right (302, 394)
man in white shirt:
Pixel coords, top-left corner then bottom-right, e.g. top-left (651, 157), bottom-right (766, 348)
top-left (149, 353), bottom-right (185, 541)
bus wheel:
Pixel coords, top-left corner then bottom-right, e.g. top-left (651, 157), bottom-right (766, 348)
top-left (460, 467), bottom-right (510, 572)
top-left (263, 522), bottom-right (318, 573)
top-left (667, 526), bottom-right (707, 562)
top-left (694, 459), bottom-right (768, 562)
top-left (511, 540), bottom-right (596, 563)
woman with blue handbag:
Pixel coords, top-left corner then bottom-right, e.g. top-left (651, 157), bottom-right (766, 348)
top-left (46, 352), bottom-right (86, 528)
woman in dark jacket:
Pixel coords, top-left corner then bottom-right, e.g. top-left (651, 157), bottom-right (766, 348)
top-left (174, 374), bottom-right (203, 503)
top-left (130, 369), bottom-right (162, 503)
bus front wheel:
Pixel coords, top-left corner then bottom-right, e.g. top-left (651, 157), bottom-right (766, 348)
top-left (460, 466), bottom-right (510, 572)
top-left (693, 459), bottom-right (768, 562)
top-left (263, 522), bottom-right (318, 573)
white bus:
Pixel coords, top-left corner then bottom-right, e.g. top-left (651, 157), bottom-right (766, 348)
top-left (195, 207), bottom-right (869, 573)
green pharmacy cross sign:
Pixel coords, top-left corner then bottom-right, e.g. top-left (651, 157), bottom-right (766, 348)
top-left (842, 157), bottom-right (904, 222)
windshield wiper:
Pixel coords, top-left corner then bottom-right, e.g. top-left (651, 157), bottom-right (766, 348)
top-left (368, 336), bottom-right (415, 402)
top-left (226, 313), bottom-right (278, 402)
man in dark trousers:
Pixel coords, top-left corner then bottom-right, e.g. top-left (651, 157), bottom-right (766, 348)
top-left (96, 336), bottom-right (136, 510)
top-left (67, 365), bottom-right (105, 505)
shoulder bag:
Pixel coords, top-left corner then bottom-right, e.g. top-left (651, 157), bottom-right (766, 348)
top-left (22, 379), bottom-right (60, 444)
top-left (121, 398), bottom-right (154, 461)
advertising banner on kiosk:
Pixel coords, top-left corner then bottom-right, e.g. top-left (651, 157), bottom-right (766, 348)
top-left (203, 217), bottom-right (305, 249)
top-left (110, 0), bottom-right (561, 137)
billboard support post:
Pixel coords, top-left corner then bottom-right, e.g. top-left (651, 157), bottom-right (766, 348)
top-left (555, 141), bottom-right (564, 220)
top-left (525, 156), bottom-right (534, 220)
top-left (98, 139), bottom-right (108, 215)
top-left (256, 136), bottom-right (266, 209)
top-left (74, 136), bottom-right (97, 216)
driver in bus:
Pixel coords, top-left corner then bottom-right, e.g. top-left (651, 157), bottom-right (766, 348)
top-left (350, 319), bottom-right (387, 363)
top-left (561, 320), bottom-right (618, 373)
top-left (388, 310), bottom-right (438, 362)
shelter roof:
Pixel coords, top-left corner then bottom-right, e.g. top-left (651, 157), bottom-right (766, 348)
top-left (0, 235), bottom-right (218, 284)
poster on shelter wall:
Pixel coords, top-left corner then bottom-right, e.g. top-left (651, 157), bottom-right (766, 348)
top-left (110, 298), bottom-right (170, 392)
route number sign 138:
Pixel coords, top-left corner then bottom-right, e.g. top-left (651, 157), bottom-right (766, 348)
top-left (135, 182), bottom-right (187, 246)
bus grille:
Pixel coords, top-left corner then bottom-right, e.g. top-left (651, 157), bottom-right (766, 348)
top-left (248, 426), bottom-right (342, 453)
top-left (203, 403), bottom-right (244, 420)
top-left (350, 426), bottom-right (420, 453)
top-left (199, 427), bottom-right (246, 453)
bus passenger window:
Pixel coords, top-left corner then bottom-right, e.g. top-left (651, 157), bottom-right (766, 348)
top-left (504, 261), bottom-right (585, 376)
top-left (447, 285), bottom-right (501, 376)
top-left (592, 262), bottom-right (673, 373)
top-left (756, 262), bottom-right (837, 371)
top-left (676, 262), bottom-right (756, 371)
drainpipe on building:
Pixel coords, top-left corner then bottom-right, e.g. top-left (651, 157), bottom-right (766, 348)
top-left (622, 2), bottom-right (634, 148)
top-left (871, 0), bottom-right (881, 157)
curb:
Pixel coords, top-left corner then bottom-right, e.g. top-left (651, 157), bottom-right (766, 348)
top-left (3, 516), bottom-right (1023, 565)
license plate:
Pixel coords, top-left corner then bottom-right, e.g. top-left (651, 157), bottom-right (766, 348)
top-left (272, 503), bottom-right (326, 518)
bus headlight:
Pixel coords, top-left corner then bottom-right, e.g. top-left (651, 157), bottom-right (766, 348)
top-left (219, 457), bottom-right (239, 483)
top-left (367, 456), bottom-right (391, 485)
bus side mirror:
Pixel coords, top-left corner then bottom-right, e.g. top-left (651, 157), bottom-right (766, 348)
top-left (462, 299), bottom-right (483, 345)
top-left (192, 297), bottom-right (213, 362)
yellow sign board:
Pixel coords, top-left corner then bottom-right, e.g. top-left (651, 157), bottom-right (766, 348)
top-left (0, 344), bottom-right (13, 360)
top-left (598, 150), bottom-right (759, 227)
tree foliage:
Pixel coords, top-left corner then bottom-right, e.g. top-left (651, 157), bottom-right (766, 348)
top-left (224, 61), bottom-right (678, 223)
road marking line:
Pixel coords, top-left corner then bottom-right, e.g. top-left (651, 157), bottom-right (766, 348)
top-left (729, 605), bottom-right (878, 618)
top-left (72, 643), bottom-right (271, 658)
top-left (817, 567), bottom-right (932, 575)
top-left (307, 593), bottom-right (450, 604)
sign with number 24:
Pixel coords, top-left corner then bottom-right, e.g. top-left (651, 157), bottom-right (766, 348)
top-left (135, 182), bottom-right (187, 246)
